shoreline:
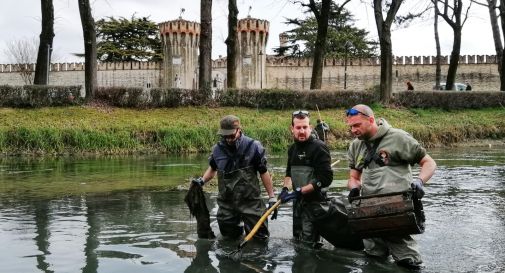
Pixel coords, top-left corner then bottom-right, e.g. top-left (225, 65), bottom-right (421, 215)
top-left (0, 106), bottom-right (504, 156)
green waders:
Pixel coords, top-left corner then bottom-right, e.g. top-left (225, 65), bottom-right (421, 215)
top-left (361, 160), bottom-right (422, 263)
top-left (291, 166), bottom-right (322, 246)
top-left (216, 166), bottom-right (268, 239)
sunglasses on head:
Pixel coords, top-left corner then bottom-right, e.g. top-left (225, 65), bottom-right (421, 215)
top-left (292, 110), bottom-right (310, 117)
top-left (346, 108), bottom-right (369, 117)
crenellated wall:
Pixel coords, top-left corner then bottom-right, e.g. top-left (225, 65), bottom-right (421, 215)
top-left (236, 16), bottom-right (269, 89)
top-left (0, 55), bottom-right (500, 92)
top-left (159, 17), bottom-right (200, 89)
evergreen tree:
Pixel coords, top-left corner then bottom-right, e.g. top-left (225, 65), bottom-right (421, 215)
top-left (96, 15), bottom-right (162, 62)
top-left (277, 2), bottom-right (377, 58)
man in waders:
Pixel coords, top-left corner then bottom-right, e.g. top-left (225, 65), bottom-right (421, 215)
top-left (192, 115), bottom-right (277, 239)
top-left (278, 110), bottom-right (333, 248)
top-left (345, 104), bottom-right (436, 270)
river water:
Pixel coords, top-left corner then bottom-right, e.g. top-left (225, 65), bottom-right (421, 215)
top-left (0, 147), bottom-right (504, 273)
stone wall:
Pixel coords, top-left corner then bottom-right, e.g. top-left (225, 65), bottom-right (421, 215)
top-left (0, 55), bottom-right (500, 92)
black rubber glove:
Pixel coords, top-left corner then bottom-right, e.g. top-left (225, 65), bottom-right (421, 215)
top-left (191, 177), bottom-right (205, 187)
top-left (411, 178), bottom-right (425, 199)
top-left (280, 187), bottom-right (302, 203)
top-left (277, 187), bottom-right (289, 201)
top-left (348, 187), bottom-right (360, 203)
top-left (267, 197), bottom-right (278, 220)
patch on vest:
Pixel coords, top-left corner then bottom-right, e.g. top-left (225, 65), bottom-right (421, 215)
top-left (377, 149), bottom-right (390, 166)
top-left (298, 151), bottom-right (306, 160)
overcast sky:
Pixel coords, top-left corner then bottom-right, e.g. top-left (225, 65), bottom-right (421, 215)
top-left (0, 0), bottom-right (497, 64)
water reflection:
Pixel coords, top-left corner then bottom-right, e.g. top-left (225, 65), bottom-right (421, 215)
top-left (0, 147), bottom-right (504, 272)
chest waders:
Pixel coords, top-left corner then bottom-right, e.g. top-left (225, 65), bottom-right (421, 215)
top-left (217, 166), bottom-right (261, 203)
top-left (214, 140), bottom-right (266, 239)
top-left (291, 166), bottom-right (364, 250)
top-left (355, 131), bottom-right (424, 263)
top-left (290, 165), bottom-right (321, 245)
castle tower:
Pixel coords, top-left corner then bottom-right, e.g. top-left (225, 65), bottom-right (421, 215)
top-left (159, 17), bottom-right (200, 89)
top-left (279, 32), bottom-right (289, 48)
top-left (237, 16), bottom-right (269, 89)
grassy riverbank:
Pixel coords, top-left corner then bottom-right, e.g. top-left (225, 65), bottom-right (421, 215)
top-left (0, 105), bottom-right (504, 155)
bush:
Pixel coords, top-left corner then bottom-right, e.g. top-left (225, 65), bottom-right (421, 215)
top-left (394, 91), bottom-right (505, 109)
top-left (0, 85), bottom-right (82, 107)
top-left (95, 86), bottom-right (146, 107)
top-left (218, 89), bottom-right (378, 109)
top-left (95, 87), bottom-right (213, 108)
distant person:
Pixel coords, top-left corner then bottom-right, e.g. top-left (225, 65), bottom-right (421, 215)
top-left (466, 82), bottom-right (472, 91)
top-left (174, 74), bottom-right (182, 88)
top-left (314, 119), bottom-right (330, 143)
top-left (406, 81), bottom-right (414, 91)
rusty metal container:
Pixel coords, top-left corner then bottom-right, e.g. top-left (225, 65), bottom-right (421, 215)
top-left (347, 190), bottom-right (425, 238)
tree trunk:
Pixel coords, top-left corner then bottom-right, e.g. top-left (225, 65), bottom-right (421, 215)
top-left (437, 0), bottom-right (467, 91)
top-left (499, 0), bottom-right (505, 90)
top-left (487, 0), bottom-right (503, 78)
top-left (33, 0), bottom-right (54, 85)
top-left (433, 0), bottom-right (441, 89)
top-left (309, 0), bottom-right (331, 90)
top-left (373, 0), bottom-right (402, 104)
top-left (379, 33), bottom-right (393, 103)
top-left (199, 0), bottom-right (212, 94)
top-left (226, 0), bottom-right (238, 88)
top-left (78, 0), bottom-right (97, 100)
top-left (445, 28), bottom-right (461, 90)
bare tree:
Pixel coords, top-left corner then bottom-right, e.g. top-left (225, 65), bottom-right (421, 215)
top-left (4, 38), bottom-right (38, 84)
top-left (199, 0), bottom-right (213, 93)
top-left (500, 0), bottom-right (505, 90)
top-left (294, 0), bottom-right (351, 89)
top-left (435, 0), bottom-right (471, 90)
top-left (433, 0), bottom-right (442, 89)
top-left (226, 0), bottom-right (239, 88)
top-left (307, 0), bottom-right (332, 89)
top-left (78, 0), bottom-right (97, 100)
top-left (373, 0), bottom-right (403, 103)
top-left (472, 0), bottom-right (504, 90)
top-left (33, 0), bottom-right (54, 85)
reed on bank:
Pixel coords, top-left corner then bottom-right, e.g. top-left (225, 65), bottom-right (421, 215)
top-left (0, 105), bottom-right (503, 155)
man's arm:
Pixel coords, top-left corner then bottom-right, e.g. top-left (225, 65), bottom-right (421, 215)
top-left (202, 166), bottom-right (217, 183)
top-left (417, 154), bottom-right (436, 184)
top-left (348, 168), bottom-right (362, 189)
top-left (282, 176), bottom-right (293, 189)
top-left (260, 172), bottom-right (275, 198)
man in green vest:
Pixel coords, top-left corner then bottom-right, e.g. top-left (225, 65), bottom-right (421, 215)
top-left (278, 110), bottom-right (333, 248)
top-left (345, 104), bottom-right (437, 270)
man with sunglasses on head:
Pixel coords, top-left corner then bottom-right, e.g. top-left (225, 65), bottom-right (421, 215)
top-left (278, 110), bottom-right (333, 248)
top-left (191, 115), bottom-right (276, 240)
top-left (345, 104), bottom-right (436, 270)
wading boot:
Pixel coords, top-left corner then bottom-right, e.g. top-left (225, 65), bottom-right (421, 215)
top-left (396, 258), bottom-right (423, 270)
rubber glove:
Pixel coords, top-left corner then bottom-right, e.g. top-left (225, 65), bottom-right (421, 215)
top-left (411, 178), bottom-right (425, 199)
top-left (267, 197), bottom-right (278, 220)
top-left (191, 177), bottom-right (205, 187)
top-left (348, 187), bottom-right (360, 203)
top-left (280, 187), bottom-right (301, 203)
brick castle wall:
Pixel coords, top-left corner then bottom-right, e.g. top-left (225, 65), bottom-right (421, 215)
top-left (0, 55), bottom-right (499, 92)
